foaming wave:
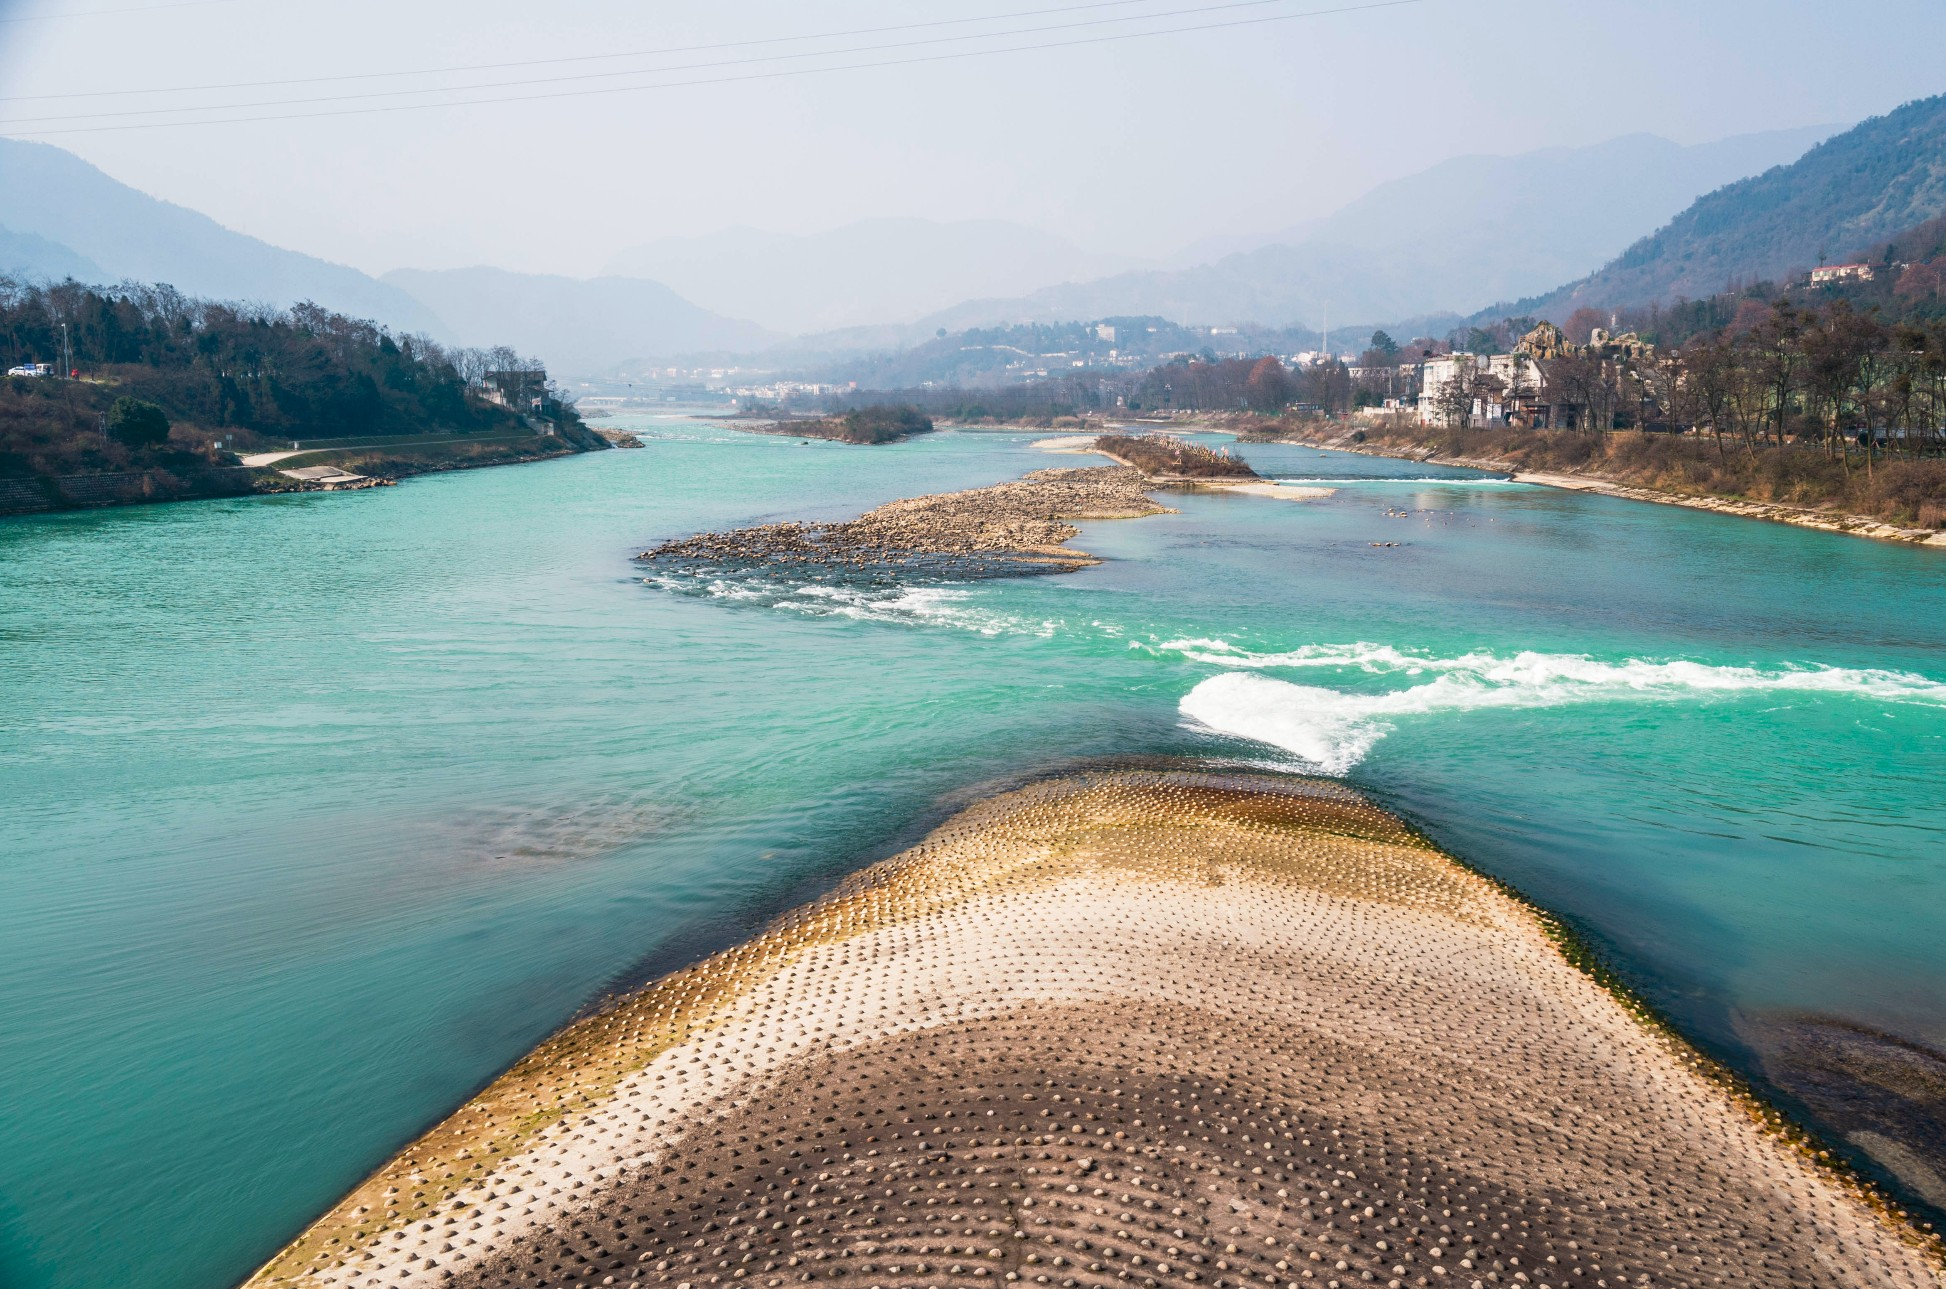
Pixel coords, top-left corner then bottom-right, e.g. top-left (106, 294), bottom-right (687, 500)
top-left (1177, 647), bottom-right (1946, 775)
top-left (648, 573), bottom-right (1059, 638)
top-left (1147, 639), bottom-right (1443, 671)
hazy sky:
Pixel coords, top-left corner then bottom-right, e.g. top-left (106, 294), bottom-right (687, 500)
top-left (2, 0), bottom-right (1944, 278)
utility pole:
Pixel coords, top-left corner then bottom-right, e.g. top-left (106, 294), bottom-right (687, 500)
top-left (60, 323), bottom-right (72, 379)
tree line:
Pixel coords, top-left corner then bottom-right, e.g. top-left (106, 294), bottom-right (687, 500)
top-left (1448, 299), bottom-right (1946, 466)
top-left (1120, 297), bottom-right (1946, 474)
top-left (1126, 355), bottom-right (1353, 414)
top-left (1656, 301), bottom-right (1946, 462)
top-left (1, 278), bottom-right (574, 479)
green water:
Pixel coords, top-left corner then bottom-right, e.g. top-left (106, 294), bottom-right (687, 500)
top-left (2, 418), bottom-right (1943, 1288)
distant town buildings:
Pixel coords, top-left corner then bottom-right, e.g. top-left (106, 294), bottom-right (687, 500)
top-left (1412, 323), bottom-right (1656, 430)
top-left (1810, 263), bottom-right (1875, 285)
top-left (483, 367), bottom-right (548, 411)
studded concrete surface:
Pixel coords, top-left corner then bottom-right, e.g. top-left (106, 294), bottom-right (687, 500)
top-left (245, 772), bottom-right (1943, 1289)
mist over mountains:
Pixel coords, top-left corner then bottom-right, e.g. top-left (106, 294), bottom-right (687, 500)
top-left (0, 139), bottom-right (444, 334)
top-left (380, 268), bottom-right (778, 372)
top-left (912, 126), bottom-right (1837, 334)
top-left (0, 117), bottom-right (1881, 379)
top-left (0, 225), bottom-right (100, 283)
top-left (603, 218), bottom-right (1142, 335)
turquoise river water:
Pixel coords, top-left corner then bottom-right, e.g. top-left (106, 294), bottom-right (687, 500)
top-left (3, 418), bottom-right (1944, 1289)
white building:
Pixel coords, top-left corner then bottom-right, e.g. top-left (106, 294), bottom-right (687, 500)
top-left (1418, 352), bottom-right (1538, 425)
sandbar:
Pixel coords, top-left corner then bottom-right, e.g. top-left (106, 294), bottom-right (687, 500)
top-left (1191, 481), bottom-right (1337, 501)
top-left (638, 467), bottom-right (1169, 576)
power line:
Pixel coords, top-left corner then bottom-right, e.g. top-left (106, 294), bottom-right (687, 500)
top-left (0, 0), bottom-right (1167, 101)
top-left (0, 0), bottom-right (292, 24)
top-left (0, 0), bottom-right (1329, 125)
top-left (0, 0), bottom-right (1433, 137)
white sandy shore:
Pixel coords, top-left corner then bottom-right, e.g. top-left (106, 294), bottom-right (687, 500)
top-left (1032, 435), bottom-right (1110, 455)
top-left (1192, 481), bottom-right (1337, 500)
top-left (1509, 470), bottom-right (1946, 544)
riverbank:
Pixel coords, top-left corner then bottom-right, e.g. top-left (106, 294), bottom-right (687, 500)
top-left (1271, 423), bottom-right (1946, 548)
top-left (0, 433), bottom-right (602, 518)
top-left (243, 768), bottom-right (1944, 1289)
top-left (638, 466), bottom-right (1169, 577)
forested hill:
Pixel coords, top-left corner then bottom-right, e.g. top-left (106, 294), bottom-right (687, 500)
top-left (1, 279), bottom-right (602, 505)
top-left (1510, 94), bottom-right (1946, 319)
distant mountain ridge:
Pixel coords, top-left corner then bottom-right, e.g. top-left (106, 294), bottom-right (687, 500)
top-left (1508, 94), bottom-right (1946, 318)
top-left (381, 268), bottom-right (779, 374)
top-left (904, 127), bottom-right (1837, 334)
top-left (0, 224), bottom-right (102, 283)
top-left (603, 218), bottom-right (1145, 334)
top-left (0, 138), bottom-right (444, 333)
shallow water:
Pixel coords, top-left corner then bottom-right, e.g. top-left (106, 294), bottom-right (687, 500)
top-left (2, 419), bottom-right (1943, 1288)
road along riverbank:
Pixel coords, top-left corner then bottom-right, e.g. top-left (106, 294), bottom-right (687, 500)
top-left (243, 769), bottom-right (1943, 1289)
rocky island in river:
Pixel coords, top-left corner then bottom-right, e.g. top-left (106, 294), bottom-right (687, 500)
top-left (638, 466), bottom-right (1169, 578)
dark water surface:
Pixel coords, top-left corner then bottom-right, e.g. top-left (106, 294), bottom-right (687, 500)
top-left (2, 420), bottom-right (1943, 1288)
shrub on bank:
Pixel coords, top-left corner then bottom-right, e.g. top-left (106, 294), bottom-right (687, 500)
top-left (107, 397), bottom-right (170, 448)
top-left (1093, 433), bottom-right (1258, 479)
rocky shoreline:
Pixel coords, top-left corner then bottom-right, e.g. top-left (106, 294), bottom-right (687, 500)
top-left (638, 466), bottom-right (1169, 578)
top-left (1279, 426), bottom-right (1946, 548)
top-left (1510, 468), bottom-right (1946, 545)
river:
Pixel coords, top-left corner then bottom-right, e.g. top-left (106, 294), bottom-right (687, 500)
top-left (2, 417), bottom-right (1943, 1289)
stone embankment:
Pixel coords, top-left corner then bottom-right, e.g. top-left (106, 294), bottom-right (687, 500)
top-left (0, 466), bottom-right (287, 516)
top-left (243, 769), bottom-right (1945, 1289)
top-left (639, 467), bottom-right (1169, 577)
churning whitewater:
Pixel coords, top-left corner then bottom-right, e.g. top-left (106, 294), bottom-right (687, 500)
top-left (1171, 640), bottom-right (1946, 774)
top-left (655, 562), bottom-right (1946, 778)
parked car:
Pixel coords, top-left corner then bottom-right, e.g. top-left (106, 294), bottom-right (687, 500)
top-left (6, 362), bottom-right (53, 377)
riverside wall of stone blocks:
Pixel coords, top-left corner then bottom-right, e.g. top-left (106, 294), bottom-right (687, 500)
top-left (0, 477), bottom-right (58, 516)
top-left (0, 468), bottom-right (266, 516)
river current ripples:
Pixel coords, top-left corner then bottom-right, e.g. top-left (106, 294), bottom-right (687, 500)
top-left (3, 417), bottom-right (1944, 1288)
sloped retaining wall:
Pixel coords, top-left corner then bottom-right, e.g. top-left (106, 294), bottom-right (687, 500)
top-left (0, 477), bottom-right (58, 515)
top-left (0, 468), bottom-right (272, 517)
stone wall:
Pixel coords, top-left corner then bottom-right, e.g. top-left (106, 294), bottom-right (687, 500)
top-left (0, 468), bottom-right (265, 517)
top-left (0, 477), bottom-right (58, 516)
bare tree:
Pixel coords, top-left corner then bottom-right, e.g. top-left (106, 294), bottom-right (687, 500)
top-left (1431, 361), bottom-right (1503, 429)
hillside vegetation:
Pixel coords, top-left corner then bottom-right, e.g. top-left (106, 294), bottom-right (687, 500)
top-left (1513, 94), bottom-right (1946, 317)
top-left (1, 278), bottom-right (601, 497)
